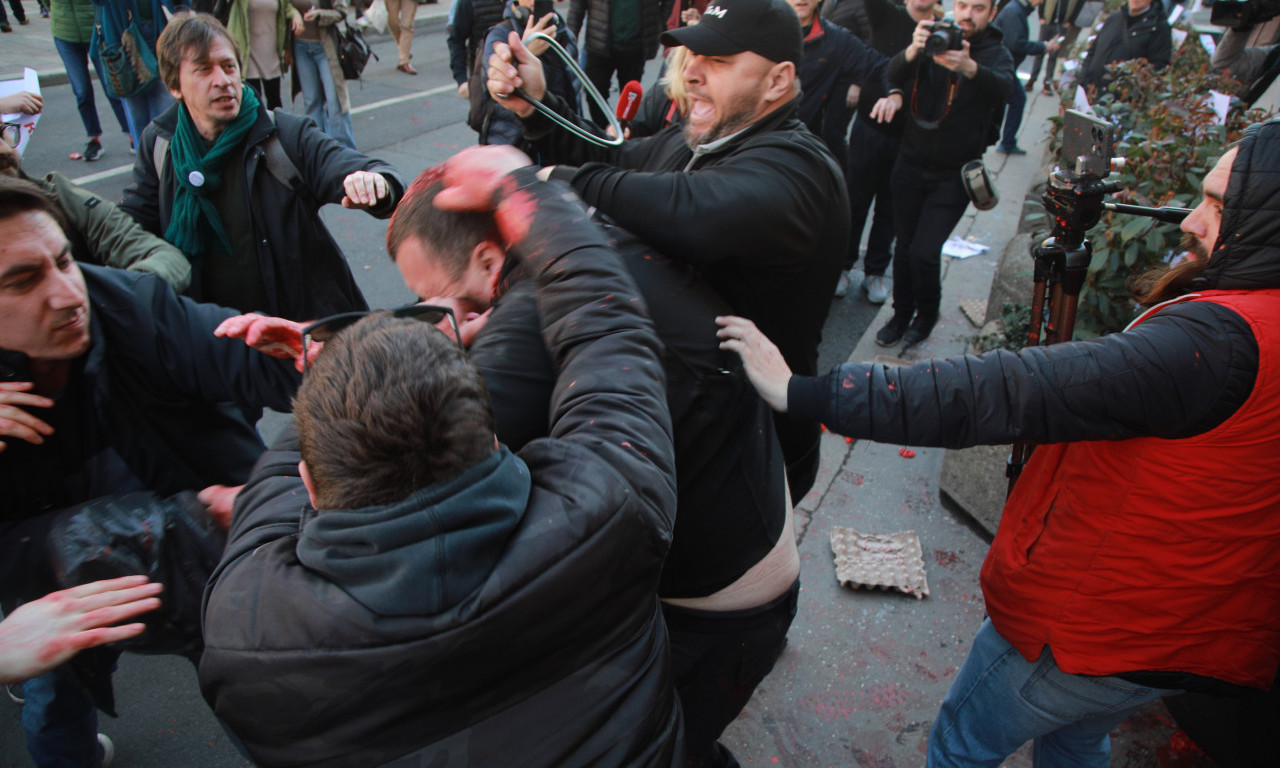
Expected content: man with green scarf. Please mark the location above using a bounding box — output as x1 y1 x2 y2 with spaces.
121 10 405 321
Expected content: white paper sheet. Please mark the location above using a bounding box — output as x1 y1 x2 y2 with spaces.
0 68 42 156
942 238 989 259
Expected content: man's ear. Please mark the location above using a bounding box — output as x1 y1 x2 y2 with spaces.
763 61 797 104
299 460 319 508
473 239 507 297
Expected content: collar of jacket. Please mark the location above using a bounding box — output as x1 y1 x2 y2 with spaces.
295 447 533 617
687 97 804 166
804 16 825 43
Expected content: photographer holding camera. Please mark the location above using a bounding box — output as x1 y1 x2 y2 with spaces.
875 0 1014 347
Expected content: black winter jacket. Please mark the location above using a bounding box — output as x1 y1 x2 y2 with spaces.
797 16 889 163
199 171 682 768
849 0 928 136
993 0 1046 69
888 26 1015 170
0 265 298 605
120 103 405 321
471 228 788 598
787 118 1280 453
822 0 872 45
528 95 847 499
569 0 670 59
447 0 507 85
1081 3 1172 90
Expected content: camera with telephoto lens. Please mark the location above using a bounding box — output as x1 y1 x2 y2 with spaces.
1211 0 1280 29
924 20 965 56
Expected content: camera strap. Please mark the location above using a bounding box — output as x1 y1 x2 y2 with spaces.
909 69 960 130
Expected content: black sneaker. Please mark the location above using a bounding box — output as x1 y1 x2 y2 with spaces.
1 24 11 32
83 139 104 162
875 314 911 347
902 313 938 346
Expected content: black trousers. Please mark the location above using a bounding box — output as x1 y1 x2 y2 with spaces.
663 579 800 768
889 158 971 319
845 116 900 275
246 77 283 111
583 48 646 126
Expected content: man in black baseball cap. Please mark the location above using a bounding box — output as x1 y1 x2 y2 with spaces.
660 0 803 66
487 1 848 763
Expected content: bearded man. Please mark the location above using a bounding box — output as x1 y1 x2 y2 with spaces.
488 0 848 504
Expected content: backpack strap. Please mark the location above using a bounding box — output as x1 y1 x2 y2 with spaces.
150 111 309 201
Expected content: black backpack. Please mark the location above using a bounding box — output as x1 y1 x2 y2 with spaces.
334 15 377 80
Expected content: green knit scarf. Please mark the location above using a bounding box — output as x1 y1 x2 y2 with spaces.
164 85 261 259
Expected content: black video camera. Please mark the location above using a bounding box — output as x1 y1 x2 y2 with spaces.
924 20 965 56
1211 0 1280 29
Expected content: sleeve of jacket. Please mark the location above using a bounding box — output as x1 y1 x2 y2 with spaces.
787 301 1258 447
887 49 919 91
448 0 475 84
504 167 676 528
568 0 587 39
48 172 192 292
560 150 835 269
275 112 406 218
118 122 166 236
124 271 302 413
1211 28 1271 82
970 42 1015 106
834 25 889 87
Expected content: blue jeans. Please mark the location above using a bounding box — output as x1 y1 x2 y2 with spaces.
1000 77 1027 151
53 37 131 140
293 39 356 149
927 619 1176 768
21 665 100 768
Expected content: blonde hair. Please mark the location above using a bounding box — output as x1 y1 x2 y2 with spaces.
661 46 691 117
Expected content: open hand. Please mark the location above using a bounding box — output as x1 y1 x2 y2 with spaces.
715 315 792 413
214 314 311 371
0 382 54 453
0 576 163 686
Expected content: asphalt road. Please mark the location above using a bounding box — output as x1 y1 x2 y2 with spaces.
0 21 881 766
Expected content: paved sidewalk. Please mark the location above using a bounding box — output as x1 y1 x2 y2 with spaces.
0 1 452 87
719 83 1215 767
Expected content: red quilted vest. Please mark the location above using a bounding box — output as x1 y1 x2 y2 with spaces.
981 289 1280 689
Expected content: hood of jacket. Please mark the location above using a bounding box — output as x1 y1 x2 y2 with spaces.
295 447 532 617
1205 119 1280 291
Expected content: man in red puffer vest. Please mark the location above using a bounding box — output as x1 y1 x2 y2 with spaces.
714 117 1280 767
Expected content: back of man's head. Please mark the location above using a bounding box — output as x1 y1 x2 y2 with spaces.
386 169 500 277
294 313 496 510
0 174 64 229
156 11 243 94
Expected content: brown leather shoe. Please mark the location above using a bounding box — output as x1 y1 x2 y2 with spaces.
397 62 418 75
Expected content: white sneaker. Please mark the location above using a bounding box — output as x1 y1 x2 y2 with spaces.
98 734 114 768
864 275 890 304
834 270 850 298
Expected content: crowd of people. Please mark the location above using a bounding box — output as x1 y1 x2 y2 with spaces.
1 1 1275 767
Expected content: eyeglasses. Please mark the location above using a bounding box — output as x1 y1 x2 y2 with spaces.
301 304 462 373
1 123 21 149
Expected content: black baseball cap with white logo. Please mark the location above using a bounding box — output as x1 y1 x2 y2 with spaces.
661 0 802 65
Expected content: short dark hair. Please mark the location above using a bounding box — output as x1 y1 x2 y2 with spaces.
386 167 500 281
0 174 69 234
294 312 497 510
156 11 242 94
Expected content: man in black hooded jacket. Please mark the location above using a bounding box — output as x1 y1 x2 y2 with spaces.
875 0 1013 348
1080 0 1171 92
199 146 683 768
488 0 848 504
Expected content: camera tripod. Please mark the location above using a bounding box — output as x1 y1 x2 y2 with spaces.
1005 170 1190 494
